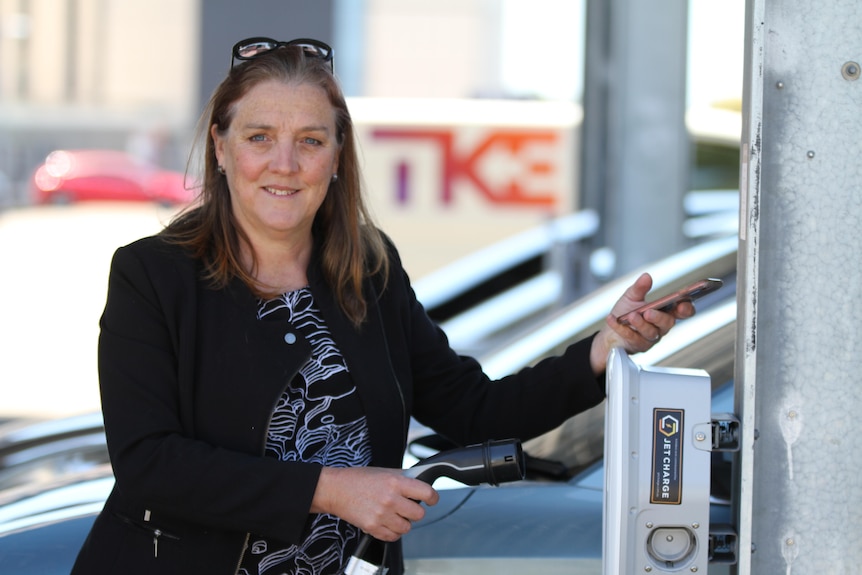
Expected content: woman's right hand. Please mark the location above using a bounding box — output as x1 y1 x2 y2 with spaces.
310 466 439 542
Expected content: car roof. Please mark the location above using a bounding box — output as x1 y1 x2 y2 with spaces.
0 465 111 536
478 235 737 378
0 413 107 494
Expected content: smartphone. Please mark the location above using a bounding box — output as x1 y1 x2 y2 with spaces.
616 278 723 326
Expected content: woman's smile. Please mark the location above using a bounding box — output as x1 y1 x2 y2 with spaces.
263 186 300 196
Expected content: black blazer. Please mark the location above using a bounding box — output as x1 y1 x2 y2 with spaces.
71 234 604 575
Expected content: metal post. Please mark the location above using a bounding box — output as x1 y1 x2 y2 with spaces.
580 0 690 277
735 0 862 572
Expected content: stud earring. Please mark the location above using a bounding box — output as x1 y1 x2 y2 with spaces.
331 174 338 183
217 165 226 175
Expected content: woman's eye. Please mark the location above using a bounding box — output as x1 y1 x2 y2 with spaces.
302 137 322 146
249 134 268 142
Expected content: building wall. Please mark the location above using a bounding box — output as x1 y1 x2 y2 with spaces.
0 0 198 120
0 0 200 198
0 0 567 199
363 0 503 98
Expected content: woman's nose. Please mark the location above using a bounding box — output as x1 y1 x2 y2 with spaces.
270 143 299 173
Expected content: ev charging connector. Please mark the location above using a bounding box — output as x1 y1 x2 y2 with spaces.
344 439 526 575
603 348 713 574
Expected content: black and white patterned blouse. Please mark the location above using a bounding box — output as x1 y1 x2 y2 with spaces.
238 288 372 575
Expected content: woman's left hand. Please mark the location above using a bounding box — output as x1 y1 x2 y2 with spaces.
589 273 695 374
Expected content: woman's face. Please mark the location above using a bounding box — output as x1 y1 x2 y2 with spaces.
212 80 340 247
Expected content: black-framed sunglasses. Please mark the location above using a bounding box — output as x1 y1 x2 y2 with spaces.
230 37 334 71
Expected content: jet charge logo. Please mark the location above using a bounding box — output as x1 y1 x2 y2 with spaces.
651 408 684 504
659 414 679 437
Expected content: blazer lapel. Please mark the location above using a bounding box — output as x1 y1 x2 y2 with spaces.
194 277 312 453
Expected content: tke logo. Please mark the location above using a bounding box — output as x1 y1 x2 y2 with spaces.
372 128 559 207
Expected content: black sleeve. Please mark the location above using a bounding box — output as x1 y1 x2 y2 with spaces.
384 243 606 446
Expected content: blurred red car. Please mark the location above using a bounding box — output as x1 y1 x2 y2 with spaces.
31 150 195 206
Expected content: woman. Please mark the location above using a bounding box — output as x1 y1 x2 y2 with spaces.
71 38 691 575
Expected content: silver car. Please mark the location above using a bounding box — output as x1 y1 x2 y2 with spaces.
0 236 738 574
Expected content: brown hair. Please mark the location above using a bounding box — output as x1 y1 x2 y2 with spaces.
165 46 388 327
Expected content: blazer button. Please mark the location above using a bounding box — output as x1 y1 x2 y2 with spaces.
284 332 297 344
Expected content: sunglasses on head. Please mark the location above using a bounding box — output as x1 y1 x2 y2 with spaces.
230 37 334 71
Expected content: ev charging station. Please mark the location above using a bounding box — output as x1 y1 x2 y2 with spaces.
603 348 736 574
